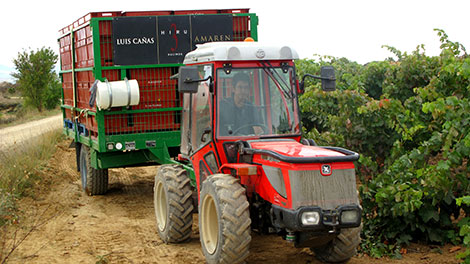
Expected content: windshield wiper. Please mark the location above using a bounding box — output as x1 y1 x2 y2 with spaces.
259 62 293 130
260 62 293 99
266 61 294 98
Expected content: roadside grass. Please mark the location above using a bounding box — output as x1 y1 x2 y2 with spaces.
0 129 64 224
0 91 61 129
0 129 64 262
0 104 61 129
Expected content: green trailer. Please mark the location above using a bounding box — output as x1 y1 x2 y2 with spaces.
58 9 258 195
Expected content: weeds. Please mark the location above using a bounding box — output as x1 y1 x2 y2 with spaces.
0 130 63 198
95 253 110 264
0 104 60 129
0 129 64 263
0 205 58 264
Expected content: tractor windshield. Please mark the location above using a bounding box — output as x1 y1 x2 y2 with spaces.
217 66 300 138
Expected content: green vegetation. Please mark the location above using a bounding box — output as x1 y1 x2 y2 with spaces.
456 196 470 263
0 81 60 128
296 29 470 260
11 47 61 112
0 130 63 227
0 82 17 95
0 82 21 126
0 130 64 262
0 105 60 129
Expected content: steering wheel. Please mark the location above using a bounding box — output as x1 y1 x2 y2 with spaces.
232 123 268 135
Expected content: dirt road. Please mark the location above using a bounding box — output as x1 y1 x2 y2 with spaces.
5 139 461 263
0 114 62 149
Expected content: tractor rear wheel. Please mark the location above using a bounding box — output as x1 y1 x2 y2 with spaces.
154 164 194 243
199 174 251 264
313 225 362 263
79 145 108 195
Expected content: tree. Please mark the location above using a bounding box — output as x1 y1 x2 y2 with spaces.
11 47 58 112
43 75 62 110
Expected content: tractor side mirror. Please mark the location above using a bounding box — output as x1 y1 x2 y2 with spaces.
178 66 199 93
299 66 336 93
320 66 336 91
178 66 213 93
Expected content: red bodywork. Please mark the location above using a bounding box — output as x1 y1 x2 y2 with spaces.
219 141 355 210
184 60 357 211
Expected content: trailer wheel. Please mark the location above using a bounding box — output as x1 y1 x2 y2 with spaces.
154 164 194 243
79 145 108 195
199 174 251 264
313 225 362 263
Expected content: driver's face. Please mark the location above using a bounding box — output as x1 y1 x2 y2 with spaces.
234 81 250 108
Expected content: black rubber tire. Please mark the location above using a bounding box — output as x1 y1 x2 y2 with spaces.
154 164 194 243
313 225 362 263
199 174 251 264
79 145 108 195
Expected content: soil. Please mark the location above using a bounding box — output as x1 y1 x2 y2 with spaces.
4 139 463 263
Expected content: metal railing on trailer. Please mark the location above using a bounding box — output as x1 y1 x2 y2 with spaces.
58 10 258 173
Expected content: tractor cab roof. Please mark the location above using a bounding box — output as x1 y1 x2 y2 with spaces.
183 41 299 64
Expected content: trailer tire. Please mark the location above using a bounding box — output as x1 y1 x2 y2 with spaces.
313 225 362 263
79 145 108 195
154 164 194 243
199 174 251 264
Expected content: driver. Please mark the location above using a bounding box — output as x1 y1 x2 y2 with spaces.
219 72 263 136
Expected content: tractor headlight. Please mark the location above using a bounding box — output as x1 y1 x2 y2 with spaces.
300 211 320 226
340 209 360 224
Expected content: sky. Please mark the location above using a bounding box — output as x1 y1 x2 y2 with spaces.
1 0 469 82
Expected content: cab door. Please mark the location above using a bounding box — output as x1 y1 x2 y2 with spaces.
180 64 221 195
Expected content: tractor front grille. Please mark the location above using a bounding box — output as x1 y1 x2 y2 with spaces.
288 169 357 210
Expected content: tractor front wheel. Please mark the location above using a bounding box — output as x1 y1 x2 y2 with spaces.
79 145 108 195
199 174 251 264
154 164 194 243
312 225 362 263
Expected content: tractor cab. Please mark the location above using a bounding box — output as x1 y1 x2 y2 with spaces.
178 42 302 160
178 42 304 199
171 41 362 263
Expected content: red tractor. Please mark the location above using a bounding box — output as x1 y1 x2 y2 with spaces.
153 41 362 263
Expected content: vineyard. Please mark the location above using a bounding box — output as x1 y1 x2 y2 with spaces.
296 29 470 261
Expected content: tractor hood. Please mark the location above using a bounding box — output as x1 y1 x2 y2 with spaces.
243 139 359 163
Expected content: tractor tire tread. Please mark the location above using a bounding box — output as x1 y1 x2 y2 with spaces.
155 164 194 243
80 146 108 196
200 174 251 264
313 225 362 263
